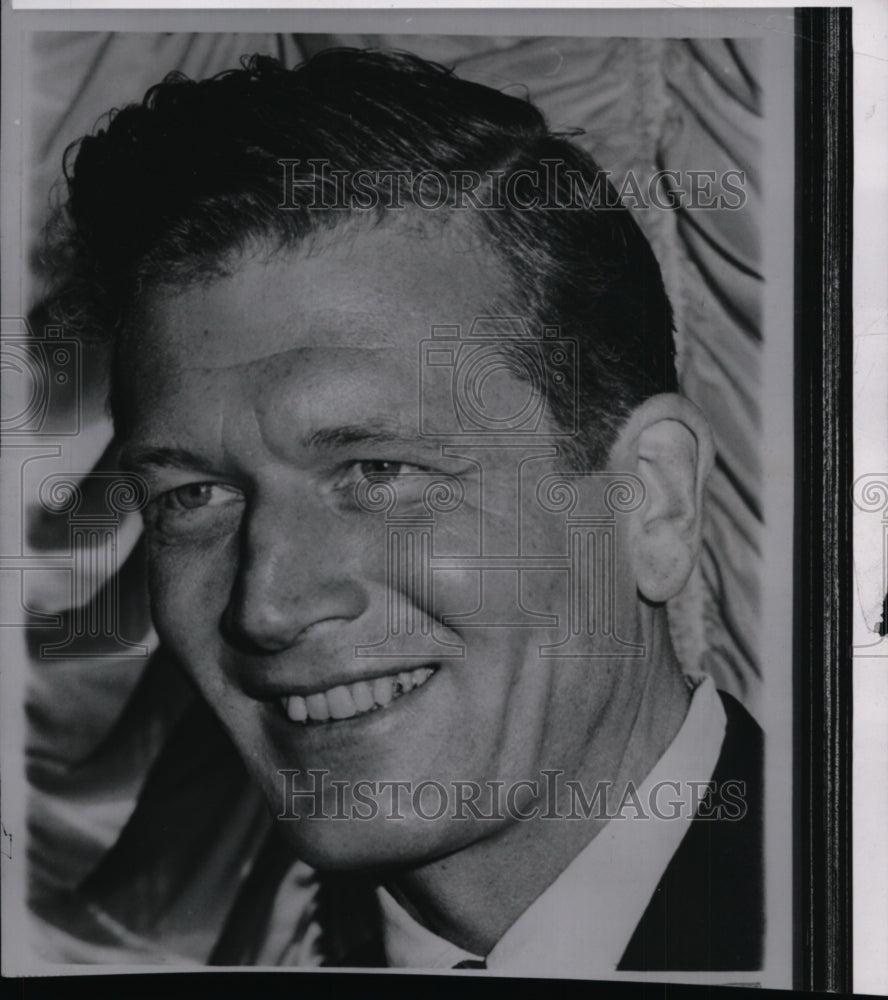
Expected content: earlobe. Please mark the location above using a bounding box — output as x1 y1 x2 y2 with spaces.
609 394 714 604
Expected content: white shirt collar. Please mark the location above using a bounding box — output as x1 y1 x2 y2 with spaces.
377 884 481 970
378 673 727 976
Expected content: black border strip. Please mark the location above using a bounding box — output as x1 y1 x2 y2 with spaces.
795 6 854 993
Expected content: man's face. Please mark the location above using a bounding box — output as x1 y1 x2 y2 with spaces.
122 215 641 869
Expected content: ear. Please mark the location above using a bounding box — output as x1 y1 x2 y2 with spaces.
608 394 715 603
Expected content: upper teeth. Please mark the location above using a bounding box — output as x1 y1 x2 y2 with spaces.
280 665 435 724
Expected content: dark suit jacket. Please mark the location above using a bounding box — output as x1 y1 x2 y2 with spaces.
617 690 764 971
79 689 763 971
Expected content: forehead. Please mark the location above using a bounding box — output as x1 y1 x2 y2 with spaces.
127 213 513 376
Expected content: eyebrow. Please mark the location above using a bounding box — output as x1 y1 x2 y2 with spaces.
303 423 423 451
122 423 427 473
121 446 223 475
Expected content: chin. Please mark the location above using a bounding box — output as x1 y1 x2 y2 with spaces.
273 815 474 873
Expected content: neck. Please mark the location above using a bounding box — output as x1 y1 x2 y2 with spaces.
383 608 691 956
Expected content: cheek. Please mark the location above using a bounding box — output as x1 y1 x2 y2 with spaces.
146 535 237 650
424 499 568 630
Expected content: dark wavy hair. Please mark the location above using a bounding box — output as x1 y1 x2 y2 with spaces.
45 48 677 466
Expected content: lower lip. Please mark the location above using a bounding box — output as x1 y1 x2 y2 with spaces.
266 666 441 740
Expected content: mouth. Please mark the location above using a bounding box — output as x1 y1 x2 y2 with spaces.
276 663 438 725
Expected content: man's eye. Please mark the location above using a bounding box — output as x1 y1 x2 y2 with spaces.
355 460 412 482
333 460 430 504
159 482 244 512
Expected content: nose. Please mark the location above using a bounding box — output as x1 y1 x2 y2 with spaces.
223 496 369 653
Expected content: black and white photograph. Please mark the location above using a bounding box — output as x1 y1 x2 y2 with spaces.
0 3 869 993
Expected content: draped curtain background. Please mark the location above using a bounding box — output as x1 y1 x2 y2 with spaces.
21 31 763 963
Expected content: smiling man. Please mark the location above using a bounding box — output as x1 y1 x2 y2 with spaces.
46 49 763 974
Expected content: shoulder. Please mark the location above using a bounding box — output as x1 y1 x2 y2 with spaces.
618 689 764 972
